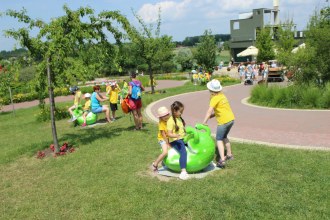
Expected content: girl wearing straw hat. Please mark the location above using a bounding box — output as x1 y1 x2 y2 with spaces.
152 106 171 172
202 79 235 168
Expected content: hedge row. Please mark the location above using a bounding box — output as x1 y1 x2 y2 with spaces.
0 85 107 106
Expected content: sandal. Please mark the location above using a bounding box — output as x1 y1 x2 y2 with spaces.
152 163 158 172
226 155 234 161
216 160 226 168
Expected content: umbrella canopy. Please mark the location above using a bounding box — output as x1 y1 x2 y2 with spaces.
291 43 306 53
237 46 259 57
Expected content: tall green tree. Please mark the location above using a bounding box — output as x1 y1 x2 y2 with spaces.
176 48 194 71
256 27 276 62
5 6 134 152
275 20 297 66
281 6 330 84
304 6 330 83
194 30 217 72
0 59 20 113
131 9 175 93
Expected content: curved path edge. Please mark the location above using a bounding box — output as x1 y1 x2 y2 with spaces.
241 97 330 112
145 86 330 151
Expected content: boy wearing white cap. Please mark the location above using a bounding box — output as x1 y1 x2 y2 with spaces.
202 79 235 168
107 82 121 121
152 106 171 172
81 93 91 127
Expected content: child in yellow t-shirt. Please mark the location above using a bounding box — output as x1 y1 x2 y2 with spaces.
81 93 91 127
167 101 189 180
152 106 171 172
107 82 121 121
68 86 81 122
202 79 235 168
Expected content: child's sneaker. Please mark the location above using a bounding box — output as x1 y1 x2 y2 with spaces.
68 116 77 122
179 172 189 180
216 160 226 168
81 123 87 127
226 155 234 161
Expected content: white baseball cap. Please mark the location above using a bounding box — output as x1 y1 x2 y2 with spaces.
84 93 91 98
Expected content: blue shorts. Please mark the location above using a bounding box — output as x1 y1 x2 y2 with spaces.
216 120 234 141
92 107 103 114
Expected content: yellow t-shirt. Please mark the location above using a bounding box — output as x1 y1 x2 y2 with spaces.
123 82 128 89
106 85 111 94
74 91 81 106
210 93 235 125
167 116 185 142
83 99 91 111
157 120 168 141
109 87 121 104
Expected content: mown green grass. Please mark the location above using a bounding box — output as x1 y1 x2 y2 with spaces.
0 81 329 219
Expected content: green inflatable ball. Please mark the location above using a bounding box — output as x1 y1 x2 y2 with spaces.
163 124 215 173
72 107 97 125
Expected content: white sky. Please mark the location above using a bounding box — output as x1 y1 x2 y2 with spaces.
0 0 327 51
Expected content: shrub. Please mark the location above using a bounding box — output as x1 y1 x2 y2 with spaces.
250 83 330 109
36 106 70 122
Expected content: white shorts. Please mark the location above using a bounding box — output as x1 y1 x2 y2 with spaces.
158 140 166 147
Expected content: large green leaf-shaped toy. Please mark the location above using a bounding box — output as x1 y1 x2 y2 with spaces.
72 106 97 125
163 124 215 173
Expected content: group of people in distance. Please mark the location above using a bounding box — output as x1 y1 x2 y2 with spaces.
152 79 235 180
67 72 144 129
238 61 270 82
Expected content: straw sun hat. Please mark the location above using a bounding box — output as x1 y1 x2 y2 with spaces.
207 79 222 92
157 106 170 118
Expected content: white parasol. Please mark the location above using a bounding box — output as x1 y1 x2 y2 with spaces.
237 46 259 57
291 43 306 53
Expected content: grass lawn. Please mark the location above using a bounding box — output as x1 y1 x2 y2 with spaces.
0 81 329 219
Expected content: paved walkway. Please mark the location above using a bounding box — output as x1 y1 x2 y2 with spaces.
146 84 330 150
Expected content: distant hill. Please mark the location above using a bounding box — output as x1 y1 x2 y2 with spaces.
0 48 28 60
175 34 231 47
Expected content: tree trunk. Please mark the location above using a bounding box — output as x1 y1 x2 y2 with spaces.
8 86 15 117
46 57 59 153
148 62 155 94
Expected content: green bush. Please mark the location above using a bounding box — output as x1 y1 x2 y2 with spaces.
250 83 330 109
36 106 70 122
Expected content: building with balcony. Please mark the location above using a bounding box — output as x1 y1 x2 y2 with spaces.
229 1 304 63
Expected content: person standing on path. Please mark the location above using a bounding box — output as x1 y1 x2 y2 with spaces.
202 79 235 168
128 73 145 130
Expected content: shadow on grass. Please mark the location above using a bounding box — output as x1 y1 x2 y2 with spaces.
60 122 149 147
0 111 14 116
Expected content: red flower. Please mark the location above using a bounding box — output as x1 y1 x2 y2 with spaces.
60 145 66 152
50 144 55 152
